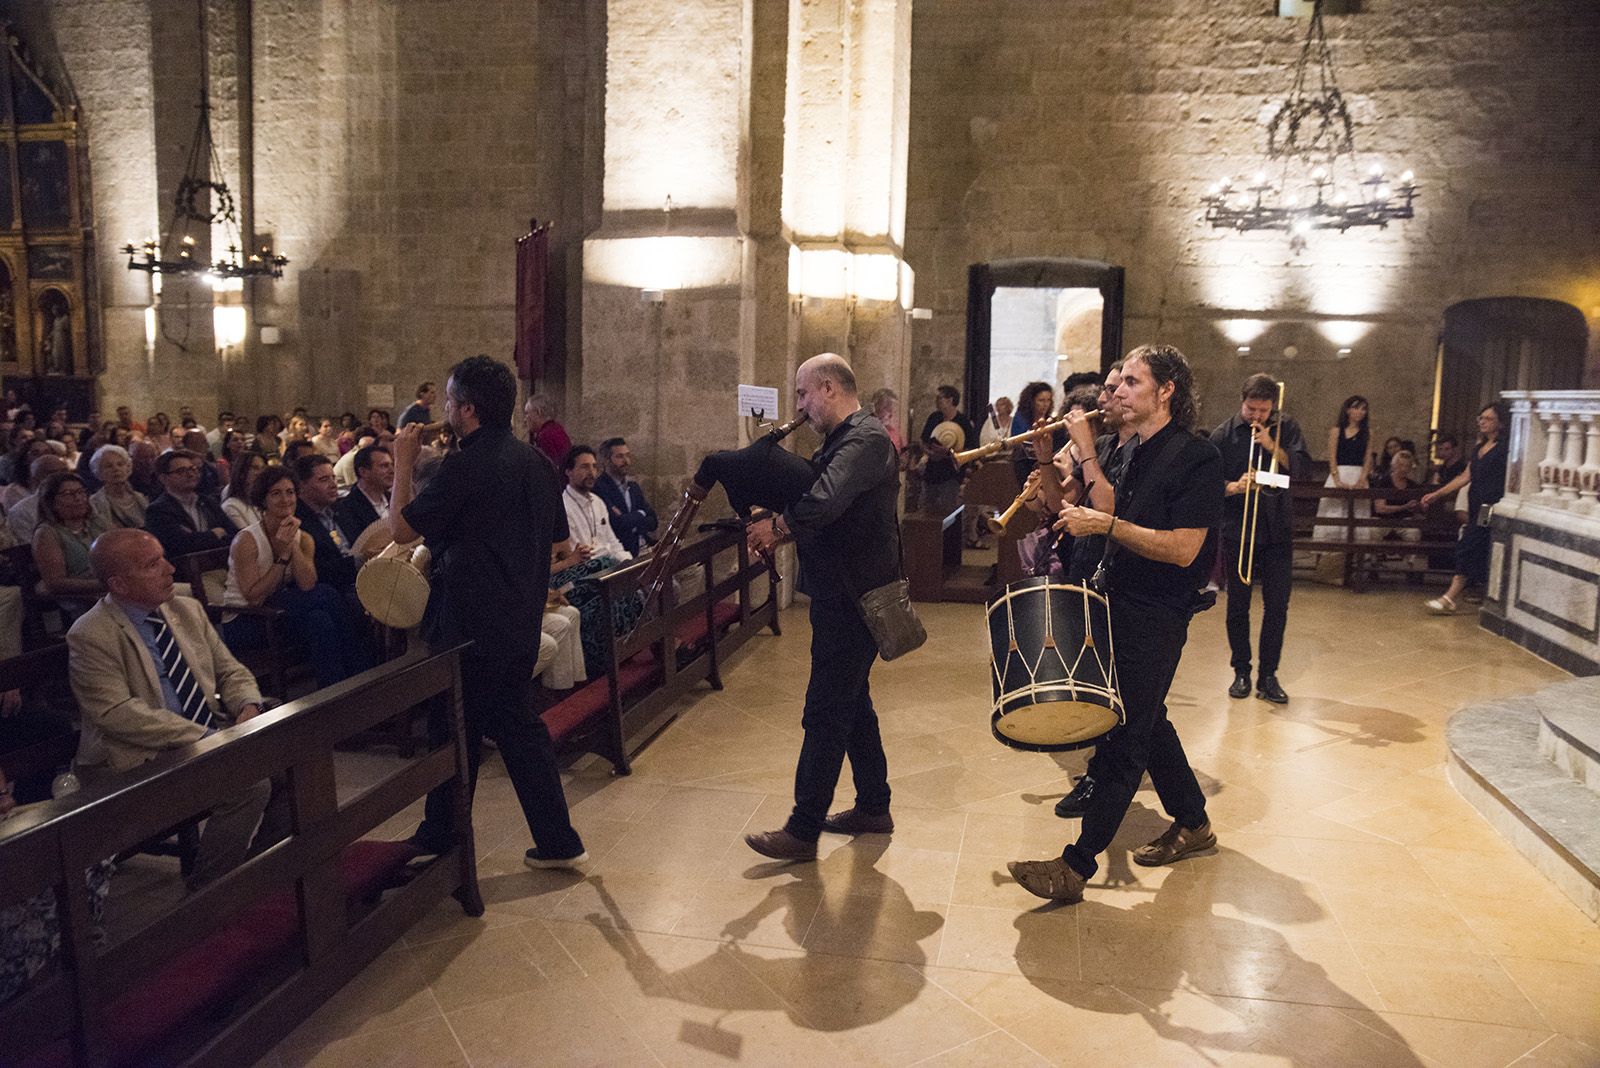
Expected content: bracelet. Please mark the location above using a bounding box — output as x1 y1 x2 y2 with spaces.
1107 516 1118 540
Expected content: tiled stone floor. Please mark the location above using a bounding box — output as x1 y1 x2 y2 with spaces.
261 584 1599 1068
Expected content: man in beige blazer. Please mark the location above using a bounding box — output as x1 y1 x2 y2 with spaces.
68 528 270 890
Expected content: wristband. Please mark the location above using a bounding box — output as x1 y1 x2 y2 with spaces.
1107 515 1118 540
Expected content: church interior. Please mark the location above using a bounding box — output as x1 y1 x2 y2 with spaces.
1 0 1598 1065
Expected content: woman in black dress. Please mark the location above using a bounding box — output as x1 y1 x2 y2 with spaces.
1420 401 1509 613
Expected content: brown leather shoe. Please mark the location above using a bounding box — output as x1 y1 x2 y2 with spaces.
1007 857 1086 903
820 807 894 835
1132 819 1216 867
744 828 818 861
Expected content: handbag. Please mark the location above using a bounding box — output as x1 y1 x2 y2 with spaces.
857 517 926 661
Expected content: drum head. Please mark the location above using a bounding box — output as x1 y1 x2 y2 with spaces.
357 556 430 629
992 700 1119 753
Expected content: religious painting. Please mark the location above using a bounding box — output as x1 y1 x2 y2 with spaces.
25 245 72 280
35 287 70 374
18 140 70 231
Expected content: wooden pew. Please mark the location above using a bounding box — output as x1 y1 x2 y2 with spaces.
0 641 480 1068
539 526 778 774
1292 483 1459 590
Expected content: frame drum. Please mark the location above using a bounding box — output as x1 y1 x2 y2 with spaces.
986 576 1123 752
356 541 432 629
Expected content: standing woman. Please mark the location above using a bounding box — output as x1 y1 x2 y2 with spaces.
1312 395 1374 546
1420 402 1509 614
87 445 149 529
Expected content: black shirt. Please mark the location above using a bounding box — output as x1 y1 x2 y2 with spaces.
783 409 901 600
920 411 976 484
1209 414 1311 545
1467 439 1508 514
1105 422 1224 611
1064 432 1134 581
402 424 562 659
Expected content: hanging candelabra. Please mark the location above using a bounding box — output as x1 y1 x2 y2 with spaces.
1200 0 1419 243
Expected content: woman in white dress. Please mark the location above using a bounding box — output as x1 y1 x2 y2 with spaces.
1313 395 1374 547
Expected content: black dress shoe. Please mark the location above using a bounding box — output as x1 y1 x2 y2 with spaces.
1256 675 1289 704
1054 775 1096 818
1227 672 1251 699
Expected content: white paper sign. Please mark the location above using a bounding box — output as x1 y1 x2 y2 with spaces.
1254 470 1292 489
738 384 781 420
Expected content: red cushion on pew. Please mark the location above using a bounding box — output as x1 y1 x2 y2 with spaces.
673 599 742 649
541 654 660 746
21 840 420 1068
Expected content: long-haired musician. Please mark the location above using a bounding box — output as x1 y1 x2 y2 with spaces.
743 354 902 861
1210 374 1311 704
1009 344 1224 903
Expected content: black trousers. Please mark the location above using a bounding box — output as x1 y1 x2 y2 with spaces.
784 594 891 841
1064 597 1208 879
1223 538 1293 678
418 649 584 858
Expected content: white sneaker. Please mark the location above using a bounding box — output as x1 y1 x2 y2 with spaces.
525 847 589 870
1424 596 1457 614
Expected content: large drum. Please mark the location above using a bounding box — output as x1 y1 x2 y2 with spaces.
987 577 1123 752
356 540 432 629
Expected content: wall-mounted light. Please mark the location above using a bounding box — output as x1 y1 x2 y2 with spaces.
1337 347 1353 358
213 305 247 349
1220 319 1268 345
1317 319 1370 347
259 326 282 346
910 307 933 320
143 306 157 354
1236 345 1252 356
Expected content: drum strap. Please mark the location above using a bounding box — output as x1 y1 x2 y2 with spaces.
1089 429 1195 591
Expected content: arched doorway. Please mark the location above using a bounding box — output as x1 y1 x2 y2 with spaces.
1434 298 1588 445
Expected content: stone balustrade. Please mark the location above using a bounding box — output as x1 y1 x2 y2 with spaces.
1504 390 1600 513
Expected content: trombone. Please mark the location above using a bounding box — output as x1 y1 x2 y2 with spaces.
1237 379 1290 587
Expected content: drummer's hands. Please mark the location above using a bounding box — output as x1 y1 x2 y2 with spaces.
393 423 423 468
1054 504 1113 537
746 517 780 556
1065 408 1097 456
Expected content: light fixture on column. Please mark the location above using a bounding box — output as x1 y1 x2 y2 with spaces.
1200 0 1418 243
122 1 287 281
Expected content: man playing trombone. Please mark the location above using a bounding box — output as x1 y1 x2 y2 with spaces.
1209 373 1311 705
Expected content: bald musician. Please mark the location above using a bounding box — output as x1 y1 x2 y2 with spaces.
743 353 902 861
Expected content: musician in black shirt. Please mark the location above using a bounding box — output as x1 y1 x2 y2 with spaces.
743 354 902 861
391 355 586 869
1010 345 1223 904
1210 374 1311 704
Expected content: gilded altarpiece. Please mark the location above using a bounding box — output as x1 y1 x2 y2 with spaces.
0 27 94 411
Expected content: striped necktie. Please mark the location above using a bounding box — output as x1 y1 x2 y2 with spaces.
146 611 214 728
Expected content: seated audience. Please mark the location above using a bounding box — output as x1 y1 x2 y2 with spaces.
88 445 149 529
868 388 907 454
293 454 359 591
978 395 1013 446
143 411 174 453
6 454 69 542
205 410 236 457
142 448 238 558
333 431 376 489
524 394 572 467
67 528 274 891
217 428 247 479
282 438 318 471
221 452 267 530
284 414 312 446
562 445 631 563
334 444 393 548
128 439 161 497
593 437 658 556
180 429 222 497
366 408 393 436
1432 434 1467 485
0 427 35 485
221 467 369 689
537 592 585 691
33 472 111 620
1 439 53 510
251 414 284 464
310 417 341 459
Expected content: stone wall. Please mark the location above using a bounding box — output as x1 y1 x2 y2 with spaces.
905 0 1600 456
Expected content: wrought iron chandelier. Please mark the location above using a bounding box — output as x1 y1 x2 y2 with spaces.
1201 0 1418 241
122 3 287 281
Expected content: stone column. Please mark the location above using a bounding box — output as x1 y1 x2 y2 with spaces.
580 0 790 501
782 0 915 414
